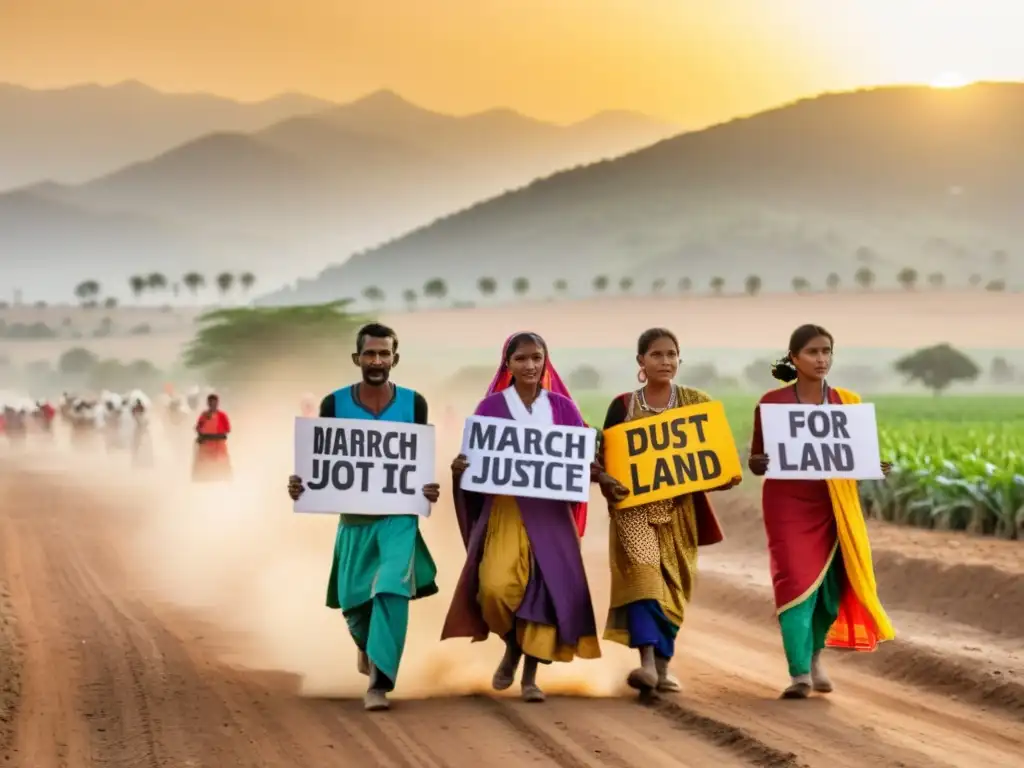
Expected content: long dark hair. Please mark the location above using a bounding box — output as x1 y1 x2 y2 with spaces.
771 324 834 382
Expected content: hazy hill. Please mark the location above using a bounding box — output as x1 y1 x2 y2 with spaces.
267 83 1024 308
0 189 277 301
0 81 332 190
4 87 680 300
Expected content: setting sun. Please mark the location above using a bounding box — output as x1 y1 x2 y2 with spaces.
930 71 973 89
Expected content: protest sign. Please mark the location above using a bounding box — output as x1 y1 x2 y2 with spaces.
760 403 882 480
293 417 436 516
459 416 596 502
602 400 742 509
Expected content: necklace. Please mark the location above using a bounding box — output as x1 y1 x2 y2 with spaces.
793 380 827 405
638 385 677 413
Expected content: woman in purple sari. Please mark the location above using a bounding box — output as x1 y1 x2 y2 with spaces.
441 332 609 702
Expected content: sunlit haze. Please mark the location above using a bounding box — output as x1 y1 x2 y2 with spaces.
2 0 1023 124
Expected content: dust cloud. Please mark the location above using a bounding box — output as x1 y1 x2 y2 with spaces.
21 380 634 701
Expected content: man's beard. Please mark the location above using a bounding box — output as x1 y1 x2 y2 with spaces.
362 368 391 386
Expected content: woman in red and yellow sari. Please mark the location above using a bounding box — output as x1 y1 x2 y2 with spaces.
748 324 895 699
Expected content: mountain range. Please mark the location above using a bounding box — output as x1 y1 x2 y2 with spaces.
263 82 1024 307
0 83 680 302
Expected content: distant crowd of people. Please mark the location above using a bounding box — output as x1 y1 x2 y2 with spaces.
1 384 232 480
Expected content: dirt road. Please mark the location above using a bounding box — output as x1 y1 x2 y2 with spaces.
1 463 1022 768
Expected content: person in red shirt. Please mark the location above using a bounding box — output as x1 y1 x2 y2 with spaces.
192 393 232 482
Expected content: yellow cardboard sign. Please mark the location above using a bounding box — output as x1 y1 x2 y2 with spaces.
602 400 742 509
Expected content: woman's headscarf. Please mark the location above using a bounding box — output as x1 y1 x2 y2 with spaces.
485 332 573 398
484 332 588 537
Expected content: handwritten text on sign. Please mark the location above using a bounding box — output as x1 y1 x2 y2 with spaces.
760 403 882 480
459 416 596 502
602 400 742 509
293 417 436 516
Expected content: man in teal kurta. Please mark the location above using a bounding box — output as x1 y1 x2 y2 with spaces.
288 323 439 711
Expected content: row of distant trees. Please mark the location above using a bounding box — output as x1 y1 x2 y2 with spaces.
70 271 257 307
359 267 1010 309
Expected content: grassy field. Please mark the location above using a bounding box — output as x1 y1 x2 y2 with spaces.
577 392 1024 540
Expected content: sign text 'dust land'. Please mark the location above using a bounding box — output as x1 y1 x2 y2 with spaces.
602 401 742 509
760 403 882 480
293 417 436 516
459 416 596 503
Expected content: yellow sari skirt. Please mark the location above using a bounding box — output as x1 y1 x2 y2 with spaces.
478 495 601 662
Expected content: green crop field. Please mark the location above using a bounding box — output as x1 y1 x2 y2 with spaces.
578 392 1024 540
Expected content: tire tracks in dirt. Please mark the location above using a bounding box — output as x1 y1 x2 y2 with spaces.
0 472 778 768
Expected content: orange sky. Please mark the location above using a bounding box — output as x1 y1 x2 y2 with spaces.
2 0 1023 125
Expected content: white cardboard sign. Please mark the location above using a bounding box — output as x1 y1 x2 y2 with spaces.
459 416 595 502
293 417 435 516
760 403 883 480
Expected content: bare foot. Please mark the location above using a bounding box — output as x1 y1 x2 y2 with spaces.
811 653 833 693
364 689 390 711
521 683 546 703
655 655 682 693
627 666 658 691
357 650 369 676
627 646 658 692
492 643 522 691
780 681 811 699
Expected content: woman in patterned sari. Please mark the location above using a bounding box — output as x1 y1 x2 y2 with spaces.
597 328 740 694
442 332 606 702
748 324 895 699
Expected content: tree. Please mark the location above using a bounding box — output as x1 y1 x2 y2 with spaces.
104 297 118 309
184 301 366 388
423 278 448 301
854 266 875 290
678 277 692 292
744 275 762 296
927 272 945 289
854 245 876 263
183 272 205 297
146 272 167 292
893 344 980 395
239 272 256 294
362 286 385 303
986 279 1006 292
567 365 601 391
896 267 919 290
58 347 99 377
512 277 530 296
216 271 235 297
619 277 633 292
709 276 725 295
591 275 608 292
478 277 497 296
129 275 147 301
825 273 840 292
791 277 811 294
74 280 100 306
990 357 1015 384
651 278 666 293
402 289 417 310
553 279 569 293
968 273 982 288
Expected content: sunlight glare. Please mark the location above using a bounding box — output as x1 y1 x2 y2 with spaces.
930 71 972 89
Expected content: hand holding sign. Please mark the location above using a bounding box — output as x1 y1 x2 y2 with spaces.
451 454 469 477
293 417 437 516
602 400 742 509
